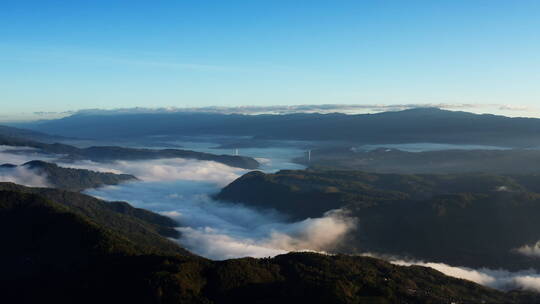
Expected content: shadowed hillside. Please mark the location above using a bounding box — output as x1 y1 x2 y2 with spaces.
218 169 540 270
1 188 538 303
0 182 187 255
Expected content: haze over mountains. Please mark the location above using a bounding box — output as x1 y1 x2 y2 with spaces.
0 125 69 143
15 108 540 147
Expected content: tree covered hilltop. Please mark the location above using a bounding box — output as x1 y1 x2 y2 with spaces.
218 169 540 270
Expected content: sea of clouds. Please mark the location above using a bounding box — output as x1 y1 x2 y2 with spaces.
86 178 356 260
58 150 356 260
4 143 540 293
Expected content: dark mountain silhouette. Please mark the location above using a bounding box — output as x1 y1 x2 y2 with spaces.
14 108 540 147
0 182 186 254
218 169 540 270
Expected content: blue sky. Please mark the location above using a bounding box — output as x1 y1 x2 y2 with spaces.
1 0 539 121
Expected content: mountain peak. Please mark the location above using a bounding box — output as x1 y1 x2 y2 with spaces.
23 160 57 169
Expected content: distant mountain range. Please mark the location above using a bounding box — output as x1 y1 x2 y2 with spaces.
2 184 538 303
13 108 540 147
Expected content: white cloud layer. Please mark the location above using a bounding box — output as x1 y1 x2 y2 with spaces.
516 241 540 258
1 147 354 260
86 177 356 260
175 209 356 260
0 166 50 187
60 158 246 186
388 258 540 292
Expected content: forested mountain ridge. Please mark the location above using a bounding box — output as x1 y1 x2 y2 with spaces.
2 187 539 303
0 182 187 255
295 146 540 174
218 169 540 270
15 108 540 147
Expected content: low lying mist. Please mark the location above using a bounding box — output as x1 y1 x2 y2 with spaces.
358 252 540 293
0 146 57 187
0 145 354 259
391 259 540 292
60 158 246 186
0 166 50 187
88 179 356 260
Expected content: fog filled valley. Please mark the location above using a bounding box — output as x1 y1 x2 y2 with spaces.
3 109 540 303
